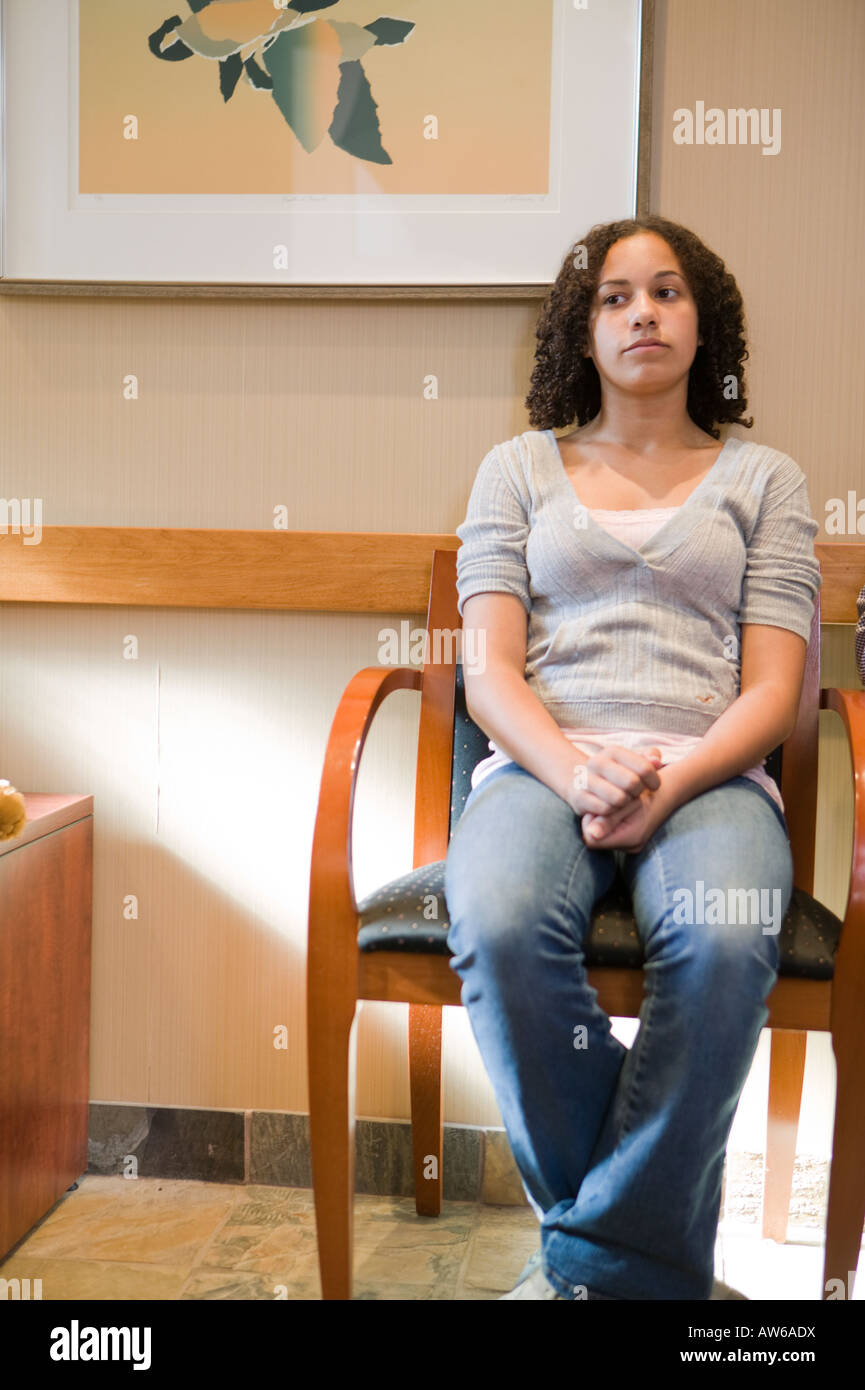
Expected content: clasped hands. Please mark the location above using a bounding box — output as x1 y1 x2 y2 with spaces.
566 744 672 853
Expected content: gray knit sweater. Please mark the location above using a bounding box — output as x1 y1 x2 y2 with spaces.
455 429 822 738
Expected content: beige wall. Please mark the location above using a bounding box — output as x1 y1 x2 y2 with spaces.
0 0 861 1154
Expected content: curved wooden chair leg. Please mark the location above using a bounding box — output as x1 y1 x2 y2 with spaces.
822 1024 865 1299
762 1029 807 1241
308 995 359 1300
409 1003 443 1217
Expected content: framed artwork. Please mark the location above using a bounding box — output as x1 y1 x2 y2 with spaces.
0 0 652 294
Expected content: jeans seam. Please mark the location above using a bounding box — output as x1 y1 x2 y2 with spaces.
615 831 671 1141
559 837 615 950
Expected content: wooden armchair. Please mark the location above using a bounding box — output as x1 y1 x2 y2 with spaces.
307 546 865 1301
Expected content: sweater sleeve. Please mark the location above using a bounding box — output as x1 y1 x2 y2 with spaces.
738 456 822 642
455 443 531 618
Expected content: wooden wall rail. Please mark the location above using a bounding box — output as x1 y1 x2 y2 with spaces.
0 529 862 620
0 528 459 615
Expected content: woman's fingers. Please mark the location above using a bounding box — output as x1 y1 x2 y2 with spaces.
580 748 663 814
589 745 663 797
584 797 644 838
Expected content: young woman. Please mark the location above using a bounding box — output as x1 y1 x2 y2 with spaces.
444 214 822 1301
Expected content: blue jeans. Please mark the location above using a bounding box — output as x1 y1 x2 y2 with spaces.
444 763 791 1300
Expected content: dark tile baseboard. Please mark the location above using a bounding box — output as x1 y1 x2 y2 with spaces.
87 1105 832 1226
87 1103 529 1205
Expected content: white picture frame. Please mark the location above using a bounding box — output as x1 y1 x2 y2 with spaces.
0 0 651 293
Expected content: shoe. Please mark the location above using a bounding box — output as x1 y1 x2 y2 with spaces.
503 1242 746 1299
709 1278 748 1300
501 1246 598 1300
512 1247 543 1287
499 1262 568 1300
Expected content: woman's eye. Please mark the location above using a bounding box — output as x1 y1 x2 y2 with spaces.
603 288 678 306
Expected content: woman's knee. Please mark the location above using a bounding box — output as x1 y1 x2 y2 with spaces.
445 874 546 968
671 917 780 1000
445 772 578 946
641 781 791 974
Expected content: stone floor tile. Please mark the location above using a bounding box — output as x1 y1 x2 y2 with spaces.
10 1178 235 1271
0 1256 187 1300
179 1269 322 1300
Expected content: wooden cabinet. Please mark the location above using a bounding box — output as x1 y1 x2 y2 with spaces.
0 794 93 1260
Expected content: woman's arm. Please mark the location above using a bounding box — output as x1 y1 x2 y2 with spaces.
462 593 584 804
659 622 806 814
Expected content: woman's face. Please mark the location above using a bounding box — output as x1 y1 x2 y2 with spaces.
584 231 702 397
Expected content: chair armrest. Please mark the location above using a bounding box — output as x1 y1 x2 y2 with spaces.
308 665 423 935
819 687 865 1022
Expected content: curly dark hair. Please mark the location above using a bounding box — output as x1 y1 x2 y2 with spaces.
525 214 753 440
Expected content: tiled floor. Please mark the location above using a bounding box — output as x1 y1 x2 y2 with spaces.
1 1174 862 1300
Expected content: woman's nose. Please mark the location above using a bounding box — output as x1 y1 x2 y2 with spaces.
629 291 658 325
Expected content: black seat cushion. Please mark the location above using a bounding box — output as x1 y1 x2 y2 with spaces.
356 861 843 979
